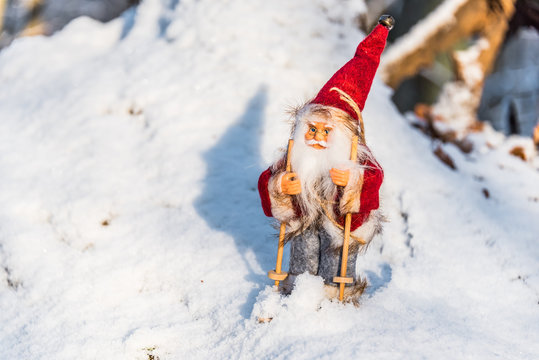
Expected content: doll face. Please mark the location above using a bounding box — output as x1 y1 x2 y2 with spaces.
304 121 333 149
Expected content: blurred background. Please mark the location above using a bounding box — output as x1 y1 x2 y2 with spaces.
1 0 537 144
0 0 138 44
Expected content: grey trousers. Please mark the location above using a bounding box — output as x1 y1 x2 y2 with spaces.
287 226 357 286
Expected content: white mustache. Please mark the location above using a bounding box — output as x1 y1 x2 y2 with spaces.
306 139 327 147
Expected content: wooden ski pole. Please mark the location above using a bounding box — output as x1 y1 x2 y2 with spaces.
333 135 359 301
267 139 294 288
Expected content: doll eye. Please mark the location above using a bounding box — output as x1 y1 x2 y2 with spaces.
309 127 316 133
324 129 331 134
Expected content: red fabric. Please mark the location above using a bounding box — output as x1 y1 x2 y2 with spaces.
311 24 389 120
258 167 273 217
257 160 383 230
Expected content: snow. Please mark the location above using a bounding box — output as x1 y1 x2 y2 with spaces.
453 38 489 87
429 38 489 137
1 0 538 359
431 81 478 135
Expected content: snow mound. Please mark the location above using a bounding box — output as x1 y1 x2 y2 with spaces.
0 0 538 359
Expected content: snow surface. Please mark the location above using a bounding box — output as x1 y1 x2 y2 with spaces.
0 0 538 359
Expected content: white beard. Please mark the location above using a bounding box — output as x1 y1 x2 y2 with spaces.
290 121 353 227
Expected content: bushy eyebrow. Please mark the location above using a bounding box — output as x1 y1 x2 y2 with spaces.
307 122 333 129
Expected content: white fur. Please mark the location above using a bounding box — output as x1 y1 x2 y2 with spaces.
351 211 381 244
340 165 363 215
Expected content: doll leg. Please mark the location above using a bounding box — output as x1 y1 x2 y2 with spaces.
289 227 321 275
281 228 320 294
317 228 358 285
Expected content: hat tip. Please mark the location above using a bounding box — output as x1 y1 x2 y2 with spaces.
378 15 395 30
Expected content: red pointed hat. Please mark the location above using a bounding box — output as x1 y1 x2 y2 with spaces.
311 15 394 121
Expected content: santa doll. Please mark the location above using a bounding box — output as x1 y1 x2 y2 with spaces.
258 15 394 303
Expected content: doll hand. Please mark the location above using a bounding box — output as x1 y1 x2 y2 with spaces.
330 168 350 187
281 173 301 195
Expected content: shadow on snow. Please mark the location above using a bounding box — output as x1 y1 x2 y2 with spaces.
195 86 277 318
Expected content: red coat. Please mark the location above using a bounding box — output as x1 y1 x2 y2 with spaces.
258 159 383 231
